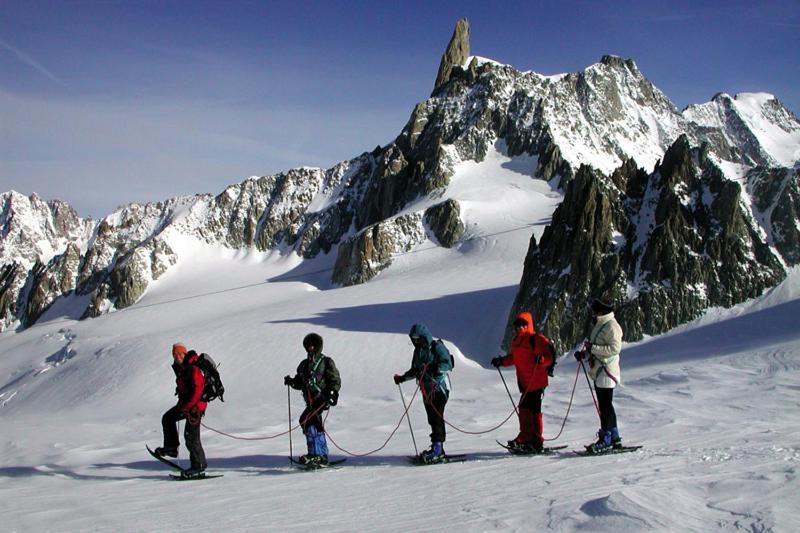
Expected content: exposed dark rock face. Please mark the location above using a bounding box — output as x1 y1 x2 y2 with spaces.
0 263 28 327
331 214 425 286
424 199 465 247
507 135 790 353
433 18 471 94
747 167 800 265
24 243 82 326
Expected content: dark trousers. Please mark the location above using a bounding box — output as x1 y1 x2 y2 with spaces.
595 387 617 431
423 389 448 444
162 406 207 470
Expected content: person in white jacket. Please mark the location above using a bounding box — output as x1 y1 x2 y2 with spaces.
576 298 623 453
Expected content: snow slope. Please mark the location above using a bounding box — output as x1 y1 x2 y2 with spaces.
0 146 798 532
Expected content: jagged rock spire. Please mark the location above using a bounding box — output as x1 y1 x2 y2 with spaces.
433 18 470 95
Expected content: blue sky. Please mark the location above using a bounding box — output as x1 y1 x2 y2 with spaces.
1 0 798 218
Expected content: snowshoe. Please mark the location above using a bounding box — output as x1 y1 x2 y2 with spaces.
497 440 566 455
290 456 345 470
408 453 466 465
298 454 328 466
153 446 178 458
575 445 642 457
169 471 223 480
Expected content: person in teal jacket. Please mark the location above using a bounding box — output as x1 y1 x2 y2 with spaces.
394 323 454 463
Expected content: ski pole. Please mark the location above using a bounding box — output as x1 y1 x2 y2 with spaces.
496 366 520 416
397 383 419 457
287 384 293 461
579 359 601 418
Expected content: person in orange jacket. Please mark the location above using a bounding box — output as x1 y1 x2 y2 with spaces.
492 312 556 453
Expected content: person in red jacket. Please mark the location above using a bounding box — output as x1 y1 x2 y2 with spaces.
492 312 556 453
154 343 208 476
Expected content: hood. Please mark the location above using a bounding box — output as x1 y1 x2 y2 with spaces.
515 312 536 335
409 323 434 346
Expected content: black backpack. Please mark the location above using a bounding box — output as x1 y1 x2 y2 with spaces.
193 353 225 402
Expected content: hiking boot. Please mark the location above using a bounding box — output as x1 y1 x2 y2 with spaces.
519 441 544 453
310 455 328 466
181 466 205 479
421 442 445 463
610 427 622 449
508 439 543 453
586 430 613 454
154 447 178 458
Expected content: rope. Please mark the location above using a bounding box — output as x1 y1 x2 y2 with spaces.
325 382 421 457
397 382 419 456
200 396 328 441
201 421 299 440
418 378 517 435
542 361 581 441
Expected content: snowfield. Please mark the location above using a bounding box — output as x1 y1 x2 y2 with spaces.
1 147 798 532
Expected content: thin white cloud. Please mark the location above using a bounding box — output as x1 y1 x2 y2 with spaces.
0 38 66 86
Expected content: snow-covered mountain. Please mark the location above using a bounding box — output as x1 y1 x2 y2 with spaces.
1 18 798 350
684 91 800 168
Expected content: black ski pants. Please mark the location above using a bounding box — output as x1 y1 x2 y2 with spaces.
595 387 617 431
299 398 328 434
162 406 207 470
423 389 449 444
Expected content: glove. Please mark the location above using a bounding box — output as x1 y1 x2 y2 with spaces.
574 350 586 361
284 375 293 386
326 390 339 406
490 357 503 368
547 362 556 377
393 374 403 385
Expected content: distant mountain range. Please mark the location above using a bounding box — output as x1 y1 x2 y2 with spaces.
2 18 798 352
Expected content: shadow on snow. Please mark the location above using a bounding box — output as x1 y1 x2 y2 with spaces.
268 285 519 362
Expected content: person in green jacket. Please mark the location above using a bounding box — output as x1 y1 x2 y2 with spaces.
394 323 454 463
284 333 341 466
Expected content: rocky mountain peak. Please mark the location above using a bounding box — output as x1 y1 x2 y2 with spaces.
433 17 470 95
0 191 93 269
599 54 639 73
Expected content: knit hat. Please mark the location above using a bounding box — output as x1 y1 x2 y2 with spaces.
172 343 188 358
591 298 614 315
